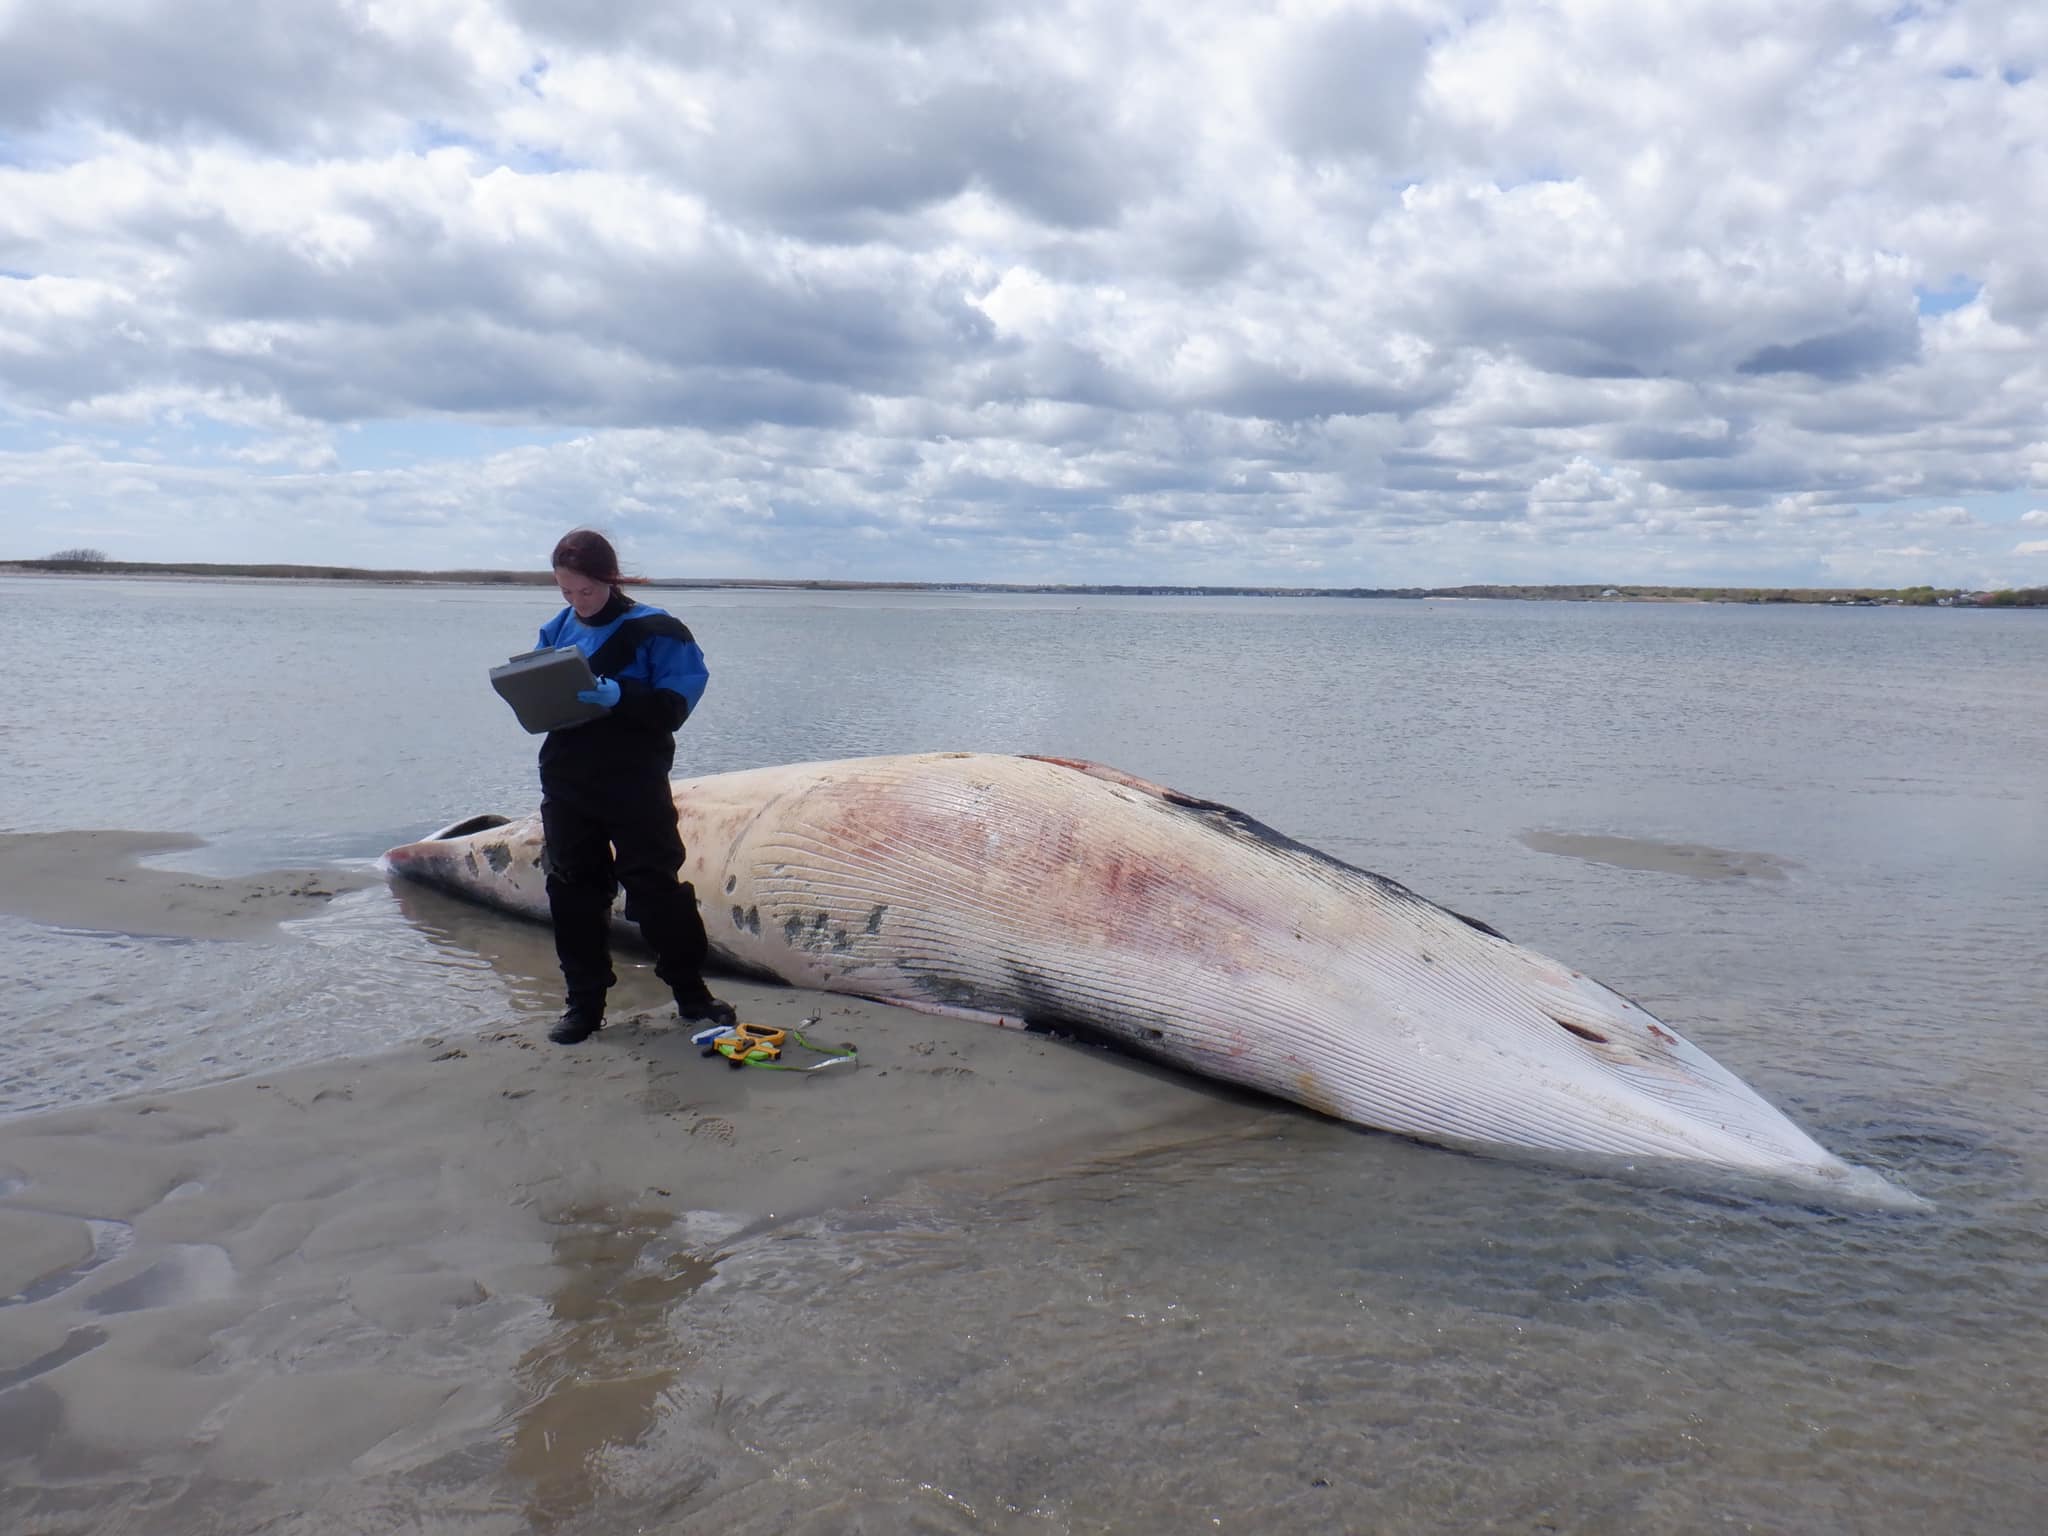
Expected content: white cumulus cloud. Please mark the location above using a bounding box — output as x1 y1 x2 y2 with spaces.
1 0 2045 585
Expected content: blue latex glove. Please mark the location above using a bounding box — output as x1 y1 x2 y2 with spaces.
577 675 622 708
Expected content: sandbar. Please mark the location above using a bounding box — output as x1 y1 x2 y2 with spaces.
0 857 1222 1531
0 830 376 939
1520 830 1793 882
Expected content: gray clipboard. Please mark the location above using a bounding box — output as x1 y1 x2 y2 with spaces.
489 647 610 734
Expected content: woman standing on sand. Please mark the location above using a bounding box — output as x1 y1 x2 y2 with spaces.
534 529 735 1045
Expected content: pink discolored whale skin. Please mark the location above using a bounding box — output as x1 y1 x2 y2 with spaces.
384 752 1917 1203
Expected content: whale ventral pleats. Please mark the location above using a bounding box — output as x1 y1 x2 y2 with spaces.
380 751 1920 1204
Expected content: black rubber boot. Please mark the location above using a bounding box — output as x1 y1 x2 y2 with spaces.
549 996 606 1045
673 988 736 1028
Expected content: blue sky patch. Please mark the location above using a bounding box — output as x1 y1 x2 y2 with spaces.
1915 277 1981 316
412 122 577 175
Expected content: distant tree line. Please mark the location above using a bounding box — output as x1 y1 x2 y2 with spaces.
1432 583 2048 606
3 555 2043 606
8 557 550 584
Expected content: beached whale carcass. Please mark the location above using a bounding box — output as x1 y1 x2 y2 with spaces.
384 751 1911 1202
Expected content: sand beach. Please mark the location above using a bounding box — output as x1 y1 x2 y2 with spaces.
0 834 1223 1533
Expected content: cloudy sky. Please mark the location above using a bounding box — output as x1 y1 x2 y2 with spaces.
2 1 2043 587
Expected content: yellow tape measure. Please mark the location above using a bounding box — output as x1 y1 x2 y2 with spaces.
715 1023 785 1064
694 1021 858 1073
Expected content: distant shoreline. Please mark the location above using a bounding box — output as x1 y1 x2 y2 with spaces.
2 559 2041 607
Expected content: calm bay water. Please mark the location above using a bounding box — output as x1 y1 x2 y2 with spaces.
2 573 2045 1530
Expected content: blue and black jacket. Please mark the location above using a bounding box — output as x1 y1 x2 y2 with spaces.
535 590 709 787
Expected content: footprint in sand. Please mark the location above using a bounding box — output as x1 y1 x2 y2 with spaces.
689 1116 736 1144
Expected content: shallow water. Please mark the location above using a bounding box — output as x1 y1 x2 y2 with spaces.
2 575 2045 1530
522 1125 2045 1535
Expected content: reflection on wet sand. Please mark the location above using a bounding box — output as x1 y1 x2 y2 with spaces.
507 1204 723 1531
389 870 757 1027
387 877 566 1008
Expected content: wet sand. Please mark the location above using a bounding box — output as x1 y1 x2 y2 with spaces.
0 830 377 939
0 841 1216 1533
1519 829 1794 882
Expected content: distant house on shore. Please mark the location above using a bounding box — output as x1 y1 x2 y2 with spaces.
1600 587 1620 598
